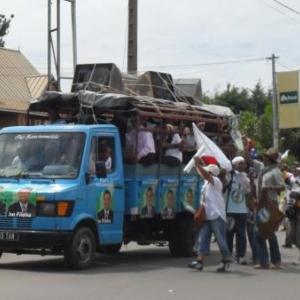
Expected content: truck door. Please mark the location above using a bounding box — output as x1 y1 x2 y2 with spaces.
87 135 124 246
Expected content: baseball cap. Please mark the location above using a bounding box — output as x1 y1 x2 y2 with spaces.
203 164 220 176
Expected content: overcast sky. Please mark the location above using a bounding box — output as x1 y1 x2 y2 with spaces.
2 0 300 95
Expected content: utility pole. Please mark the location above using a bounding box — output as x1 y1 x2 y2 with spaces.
267 54 279 150
47 0 77 91
127 0 138 74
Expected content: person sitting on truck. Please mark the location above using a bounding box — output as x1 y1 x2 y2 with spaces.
98 143 112 171
39 141 61 166
141 187 156 218
44 107 67 125
182 125 197 164
197 121 206 131
97 190 114 224
161 124 184 167
125 117 156 166
12 143 40 170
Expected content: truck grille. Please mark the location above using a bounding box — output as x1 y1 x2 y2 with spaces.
0 217 33 229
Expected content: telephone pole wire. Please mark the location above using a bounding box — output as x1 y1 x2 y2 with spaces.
267 54 279 150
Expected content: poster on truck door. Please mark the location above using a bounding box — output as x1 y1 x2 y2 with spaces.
96 182 114 224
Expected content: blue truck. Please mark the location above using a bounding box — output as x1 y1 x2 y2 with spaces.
0 91 236 269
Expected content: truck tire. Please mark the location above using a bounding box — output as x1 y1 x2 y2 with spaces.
168 232 182 256
169 219 197 257
64 227 96 270
179 219 198 257
100 243 122 254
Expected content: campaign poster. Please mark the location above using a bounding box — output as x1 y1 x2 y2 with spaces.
139 179 158 219
181 178 197 209
96 183 114 224
0 186 36 218
160 179 178 220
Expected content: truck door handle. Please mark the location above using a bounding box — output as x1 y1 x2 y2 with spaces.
114 184 123 189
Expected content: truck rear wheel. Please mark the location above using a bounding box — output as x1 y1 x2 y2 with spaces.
169 232 182 256
169 219 197 257
179 219 198 257
64 227 96 270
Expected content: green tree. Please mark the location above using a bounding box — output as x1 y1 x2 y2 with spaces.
0 14 14 47
279 128 300 161
213 84 251 114
248 82 271 116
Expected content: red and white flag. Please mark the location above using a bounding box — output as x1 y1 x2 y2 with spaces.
183 123 232 173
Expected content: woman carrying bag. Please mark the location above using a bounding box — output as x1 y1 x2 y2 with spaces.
188 156 232 272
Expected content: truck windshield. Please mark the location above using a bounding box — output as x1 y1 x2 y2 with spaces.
0 132 85 179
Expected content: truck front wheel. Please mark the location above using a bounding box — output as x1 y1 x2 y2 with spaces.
64 227 96 270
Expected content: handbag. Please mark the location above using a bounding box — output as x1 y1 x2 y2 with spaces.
194 205 205 228
256 190 285 239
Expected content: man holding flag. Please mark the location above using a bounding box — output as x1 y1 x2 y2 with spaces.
187 123 233 272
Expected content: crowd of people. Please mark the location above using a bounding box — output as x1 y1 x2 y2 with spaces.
189 135 300 272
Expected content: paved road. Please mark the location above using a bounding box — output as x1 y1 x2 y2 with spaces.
0 230 299 300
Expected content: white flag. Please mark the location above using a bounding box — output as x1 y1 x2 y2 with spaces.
193 123 232 172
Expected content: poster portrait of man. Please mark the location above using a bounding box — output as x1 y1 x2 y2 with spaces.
7 187 35 217
162 189 176 219
140 186 156 218
97 190 114 224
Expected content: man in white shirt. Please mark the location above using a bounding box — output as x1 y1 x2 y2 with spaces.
189 159 232 272
126 118 156 166
225 156 251 265
161 124 184 167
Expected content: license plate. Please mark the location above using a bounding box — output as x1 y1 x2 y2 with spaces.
0 232 19 241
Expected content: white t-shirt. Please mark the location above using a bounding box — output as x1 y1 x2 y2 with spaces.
165 133 182 162
126 126 155 160
202 176 226 221
225 171 250 214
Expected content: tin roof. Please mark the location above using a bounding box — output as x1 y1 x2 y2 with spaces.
0 48 48 113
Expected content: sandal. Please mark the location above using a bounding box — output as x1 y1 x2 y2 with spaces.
188 260 203 271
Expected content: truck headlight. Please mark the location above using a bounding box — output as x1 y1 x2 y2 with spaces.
37 203 56 216
36 201 74 217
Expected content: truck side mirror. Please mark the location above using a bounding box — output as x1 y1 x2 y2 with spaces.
95 162 107 178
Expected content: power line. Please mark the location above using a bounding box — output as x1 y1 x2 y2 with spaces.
277 60 293 70
262 0 300 25
139 57 266 70
272 0 300 15
277 59 299 70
